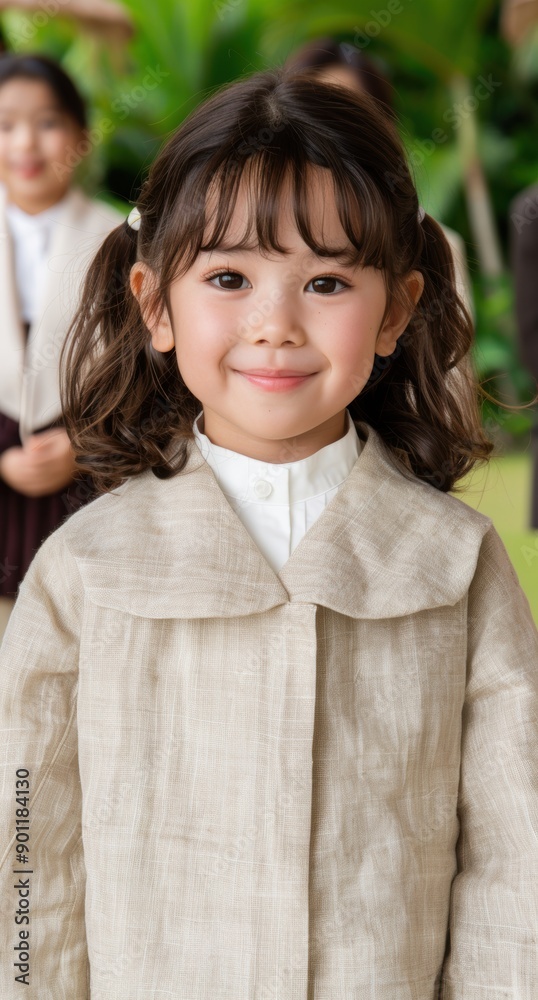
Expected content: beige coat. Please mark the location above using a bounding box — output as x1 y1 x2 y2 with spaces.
0 186 123 442
0 421 537 999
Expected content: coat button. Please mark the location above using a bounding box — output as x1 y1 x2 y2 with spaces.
253 479 273 498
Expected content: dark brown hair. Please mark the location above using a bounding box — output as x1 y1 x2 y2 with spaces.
61 68 493 493
0 53 87 129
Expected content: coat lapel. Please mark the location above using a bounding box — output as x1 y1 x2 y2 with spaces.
71 442 290 619
0 187 122 439
0 184 26 424
278 422 492 618
69 422 492 621
21 189 122 440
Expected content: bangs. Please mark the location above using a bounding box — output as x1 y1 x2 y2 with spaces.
164 145 396 280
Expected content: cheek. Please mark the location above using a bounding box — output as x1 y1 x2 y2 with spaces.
43 130 78 164
171 289 238 366
327 319 380 398
172 327 222 396
0 130 13 153
331 324 377 372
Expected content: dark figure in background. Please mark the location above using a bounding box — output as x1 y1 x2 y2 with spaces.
285 36 395 115
285 37 473 313
510 182 538 529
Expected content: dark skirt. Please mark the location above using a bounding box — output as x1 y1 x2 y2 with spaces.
0 410 96 598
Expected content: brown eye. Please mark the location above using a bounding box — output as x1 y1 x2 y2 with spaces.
210 271 248 290
307 276 346 294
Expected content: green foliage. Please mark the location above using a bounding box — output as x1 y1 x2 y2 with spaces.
473 274 535 440
1 0 536 442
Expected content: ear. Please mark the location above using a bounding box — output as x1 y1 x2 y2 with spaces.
129 261 175 353
375 270 424 357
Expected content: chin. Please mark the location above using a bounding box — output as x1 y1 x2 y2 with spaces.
252 424 314 445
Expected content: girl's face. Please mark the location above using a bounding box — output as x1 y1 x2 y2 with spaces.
132 168 423 462
0 77 84 213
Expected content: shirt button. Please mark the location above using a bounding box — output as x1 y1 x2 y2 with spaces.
253 479 273 499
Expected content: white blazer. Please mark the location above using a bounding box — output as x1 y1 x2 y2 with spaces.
0 186 123 443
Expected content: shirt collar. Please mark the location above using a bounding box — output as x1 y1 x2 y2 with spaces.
192 409 361 505
5 192 70 235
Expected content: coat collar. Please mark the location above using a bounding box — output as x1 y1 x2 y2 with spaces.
67 422 492 620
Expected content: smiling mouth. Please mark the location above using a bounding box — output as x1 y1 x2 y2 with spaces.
234 370 317 392
12 163 44 177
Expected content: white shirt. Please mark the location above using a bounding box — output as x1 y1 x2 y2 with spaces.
192 410 361 574
5 195 68 324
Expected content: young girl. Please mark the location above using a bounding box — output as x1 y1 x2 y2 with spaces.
0 69 536 999
0 54 123 636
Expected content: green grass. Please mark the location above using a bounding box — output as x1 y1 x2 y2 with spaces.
454 452 538 625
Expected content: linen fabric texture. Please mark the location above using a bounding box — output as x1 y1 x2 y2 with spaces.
0 421 537 999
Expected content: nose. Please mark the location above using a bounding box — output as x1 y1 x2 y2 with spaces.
239 293 306 347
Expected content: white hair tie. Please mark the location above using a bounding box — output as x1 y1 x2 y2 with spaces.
126 206 141 231
418 205 426 223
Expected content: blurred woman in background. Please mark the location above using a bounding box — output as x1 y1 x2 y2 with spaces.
0 53 123 638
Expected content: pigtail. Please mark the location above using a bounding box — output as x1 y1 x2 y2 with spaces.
60 219 196 493
351 213 493 492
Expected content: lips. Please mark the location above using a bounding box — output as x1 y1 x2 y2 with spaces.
234 369 316 392
12 162 44 178
238 369 314 377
